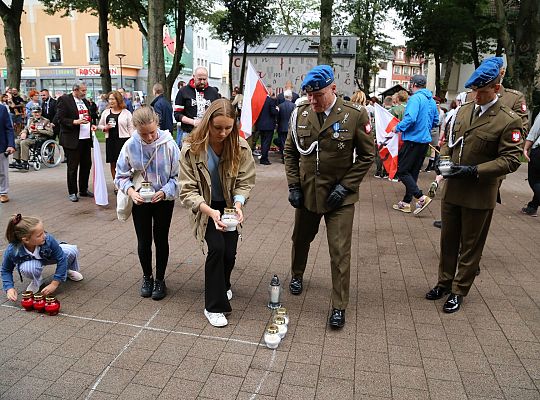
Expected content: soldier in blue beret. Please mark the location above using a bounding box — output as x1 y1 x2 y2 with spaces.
284 65 375 328
425 59 524 313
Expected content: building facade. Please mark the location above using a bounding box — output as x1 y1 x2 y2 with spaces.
231 35 358 97
0 0 143 100
391 46 425 91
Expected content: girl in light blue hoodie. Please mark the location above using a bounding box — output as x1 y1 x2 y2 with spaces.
115 106 180 301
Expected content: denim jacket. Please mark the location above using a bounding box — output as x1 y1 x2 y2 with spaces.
1 233 67 291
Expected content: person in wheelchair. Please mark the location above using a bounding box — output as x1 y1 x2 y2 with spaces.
10 105 54 170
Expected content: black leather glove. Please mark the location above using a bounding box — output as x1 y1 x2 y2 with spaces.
445 165 478 179
288 183 304 208
326 184 351 209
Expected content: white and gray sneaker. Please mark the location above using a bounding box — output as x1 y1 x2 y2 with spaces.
67 270 84 281
204 309 228 327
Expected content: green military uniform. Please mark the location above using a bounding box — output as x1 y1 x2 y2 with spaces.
284 96 375 309
14 116 54 161
466 85 528 134
438 100 523 295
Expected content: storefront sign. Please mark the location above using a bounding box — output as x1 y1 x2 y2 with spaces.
40 68 76 77
77 67 118 77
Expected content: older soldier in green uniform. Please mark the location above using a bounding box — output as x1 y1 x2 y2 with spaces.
284 65 374 328
426 58 523 313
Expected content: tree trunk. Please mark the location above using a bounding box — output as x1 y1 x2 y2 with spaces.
513 0 540 109
229 39 236 96
434 52 441 98
494 0 514 82
441 56 454 99
470 30 480 68
318 0 333 64
239 40 249 92
165 0 186 102
97 0 112 93
0 0 24 89
147 0 166 103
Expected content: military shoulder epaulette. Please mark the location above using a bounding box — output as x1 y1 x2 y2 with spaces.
500 104 518 118
342 101 364 111
297 99 310 107
504 88 522 95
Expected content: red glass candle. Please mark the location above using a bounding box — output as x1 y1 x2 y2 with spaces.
44 296 60 316
21 291 34 311
33 293 45 313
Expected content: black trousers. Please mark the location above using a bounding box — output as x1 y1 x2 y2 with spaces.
259 130 274 162
396 141 429 203
527 147 540 209
64 139 92 195
204 201 239 313
132 200 175 281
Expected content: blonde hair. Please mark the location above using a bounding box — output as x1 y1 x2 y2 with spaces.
187 99 241 175
132 105 160 128
351 90 366 105
5 214 41 243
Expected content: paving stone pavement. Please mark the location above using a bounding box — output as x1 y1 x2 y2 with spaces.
0 149 539 400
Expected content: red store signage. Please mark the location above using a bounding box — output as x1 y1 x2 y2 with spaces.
77 67 119 76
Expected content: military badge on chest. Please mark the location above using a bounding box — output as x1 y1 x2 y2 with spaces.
332 122 348 150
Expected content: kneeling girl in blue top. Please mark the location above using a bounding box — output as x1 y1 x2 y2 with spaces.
1 214 82 301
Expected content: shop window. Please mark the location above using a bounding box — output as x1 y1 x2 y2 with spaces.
46 36 63 63
87 34 100 63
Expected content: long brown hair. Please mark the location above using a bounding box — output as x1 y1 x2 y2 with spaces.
187 99 241 175
5 214 41 244
108 90 126 110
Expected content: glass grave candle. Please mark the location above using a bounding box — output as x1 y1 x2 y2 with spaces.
33 293 45 313
264 324 281 349
21 291 34 311
44 296 60 316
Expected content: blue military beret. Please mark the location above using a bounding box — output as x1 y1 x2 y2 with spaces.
301 65 334 92
464 57 503 89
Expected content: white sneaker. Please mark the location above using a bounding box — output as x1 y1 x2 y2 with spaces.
67 270 84 281
226 289 233 301
26 281 40 293
204 309 228 327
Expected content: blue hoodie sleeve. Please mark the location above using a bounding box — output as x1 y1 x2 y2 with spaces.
1 245 17 291
396 95 420 133
160 142 180 200
114 142 135 194
47 234 68 282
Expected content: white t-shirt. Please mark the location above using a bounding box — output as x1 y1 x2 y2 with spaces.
24 246 42 259
75 98 91 139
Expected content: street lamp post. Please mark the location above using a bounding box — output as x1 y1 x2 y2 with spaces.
115 53 126 89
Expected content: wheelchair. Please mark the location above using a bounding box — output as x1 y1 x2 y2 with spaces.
27 138 63 170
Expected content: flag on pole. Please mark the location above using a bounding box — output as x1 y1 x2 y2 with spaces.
374 103 401 179
239 61 268 139
92 133 109 206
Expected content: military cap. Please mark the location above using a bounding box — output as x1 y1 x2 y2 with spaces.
301 65 334 92
31 104 42 112
464 57 503 89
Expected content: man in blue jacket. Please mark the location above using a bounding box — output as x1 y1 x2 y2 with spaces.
150 83 174 133
0 104 15 203
392 75 439 215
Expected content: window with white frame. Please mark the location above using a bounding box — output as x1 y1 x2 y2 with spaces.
204 38 208 50
393 65 401 74
403 66 410 75
87 34 100 63
392 80 399 86
379 62 387 70
378 78 386 88
46 36 63 63
402 81 409 89
397 50 403 59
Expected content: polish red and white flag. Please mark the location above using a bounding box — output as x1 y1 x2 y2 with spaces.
239 61 268 139
374 103 401 179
